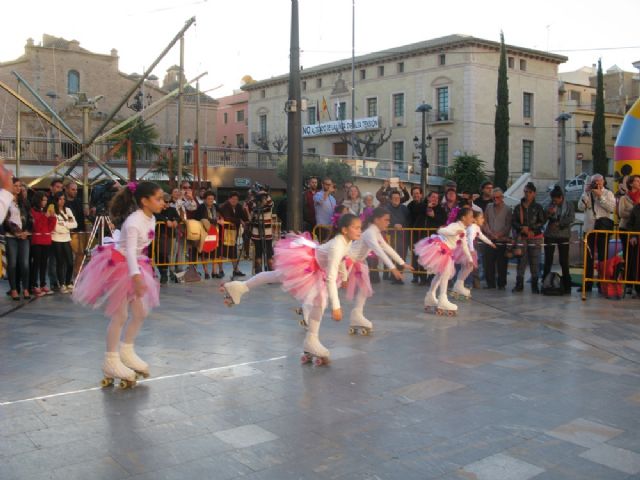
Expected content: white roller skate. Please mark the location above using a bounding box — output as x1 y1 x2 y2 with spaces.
120 342 150 378
220 281 248 307
101 352 137 388
424 289 439 313
301 333 330 366
348 308 373 336
435 294 458 316
451 280 471 300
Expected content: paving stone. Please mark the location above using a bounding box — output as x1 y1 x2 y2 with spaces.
579 443 640 474
461 452 545 480
547 418 624 448
214 423 279 448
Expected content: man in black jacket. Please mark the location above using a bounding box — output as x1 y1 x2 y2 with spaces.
512 182 546 293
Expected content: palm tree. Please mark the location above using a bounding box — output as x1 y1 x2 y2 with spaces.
147 150 192 186
109 118 161 181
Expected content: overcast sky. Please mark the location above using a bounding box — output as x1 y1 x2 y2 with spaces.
2 0 639 98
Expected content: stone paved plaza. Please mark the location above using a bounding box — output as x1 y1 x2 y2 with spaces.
1 271 640 479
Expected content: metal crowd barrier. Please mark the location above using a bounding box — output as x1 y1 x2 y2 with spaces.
311 224 437 274
581 229 640 300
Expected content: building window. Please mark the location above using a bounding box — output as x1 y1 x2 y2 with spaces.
397 62 404 73
570 90 581 103
522 140 533 173
236 110 244 122
337 101 347 121
392 141 404 162
392 93 404 118
307 147 316 154
302 80 307 91
359 69 366 80
223 135 227 144
591 94 597 110
519 59 527 71
612 124 620 140
508 57 514 69
366 97 377 117
378 65 384 77
316 78 322 88
236 134 244 147
436 138 448 175
436 87 449 121
523 92 533 119
223 112 228 124
67 70 80 94
439 54 446 66
259 114 267 138
308 105 317 124
260 89 266 99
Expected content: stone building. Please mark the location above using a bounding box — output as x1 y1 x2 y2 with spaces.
243 34 567 186
0 35 216 163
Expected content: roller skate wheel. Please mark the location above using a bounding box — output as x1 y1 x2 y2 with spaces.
294 308 303 315
136 371 150 379
349 327 356 335
101 377 114 388
299 319 307 327
301 354 311 364
361 328 370 336
313 357 325 366
447 310 456 316
119 379 136 389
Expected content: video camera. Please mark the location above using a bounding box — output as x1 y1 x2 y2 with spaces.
91 180 119 215
250 182 271 208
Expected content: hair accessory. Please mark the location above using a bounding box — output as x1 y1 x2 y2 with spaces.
127 182 137 194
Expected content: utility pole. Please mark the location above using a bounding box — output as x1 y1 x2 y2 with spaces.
286 0 303 232
15 81 21 177
416 103 432 192
350 0 355 160
195 80 201 188
177 35 185 183
556 112 571 188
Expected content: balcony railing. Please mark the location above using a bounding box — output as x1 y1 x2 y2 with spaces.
431 108 454 123
0 136 452 184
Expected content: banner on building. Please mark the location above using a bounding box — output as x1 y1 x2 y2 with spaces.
302 116 380 138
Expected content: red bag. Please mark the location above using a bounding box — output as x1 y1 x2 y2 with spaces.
598 256 625 299
201 225 219 253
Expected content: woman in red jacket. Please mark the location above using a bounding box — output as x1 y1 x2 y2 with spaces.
30 191 57 296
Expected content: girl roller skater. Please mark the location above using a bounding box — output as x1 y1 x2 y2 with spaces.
346 207 414 334
451 210 496 299
414 207 474 315
73 181 163 388
221 214 362 364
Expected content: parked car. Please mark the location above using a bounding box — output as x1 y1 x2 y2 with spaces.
547 173 589 193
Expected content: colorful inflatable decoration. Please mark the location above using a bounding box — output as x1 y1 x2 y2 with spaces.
614 98 640 195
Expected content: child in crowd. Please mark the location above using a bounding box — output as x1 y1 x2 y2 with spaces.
73 181 164 388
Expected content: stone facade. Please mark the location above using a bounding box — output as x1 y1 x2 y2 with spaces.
0 35 216 157
214 91 248 147
243 34 567 186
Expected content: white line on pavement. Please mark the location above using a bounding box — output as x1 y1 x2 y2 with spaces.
0 355 288 407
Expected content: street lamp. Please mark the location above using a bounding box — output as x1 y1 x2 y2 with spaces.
556 112 571 188
415 103 432 192
127 88 152 112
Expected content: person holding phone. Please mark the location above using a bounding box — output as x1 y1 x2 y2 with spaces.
577 174 615 292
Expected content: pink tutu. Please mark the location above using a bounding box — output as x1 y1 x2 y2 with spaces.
344 259 373 301
414 236 454 276
274 233 328 308
452 247 477 267
72 245 160 317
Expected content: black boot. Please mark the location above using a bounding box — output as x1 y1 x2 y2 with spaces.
531 277 539 294
512 277 524 293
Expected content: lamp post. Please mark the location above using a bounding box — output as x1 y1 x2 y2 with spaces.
556 112 571 188
415 103 432 192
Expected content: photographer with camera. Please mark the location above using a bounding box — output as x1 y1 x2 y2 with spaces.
247 183 274 273
578 174 616 292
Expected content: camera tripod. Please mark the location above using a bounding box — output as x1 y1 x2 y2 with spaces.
74 215 115 284
251 203 271 274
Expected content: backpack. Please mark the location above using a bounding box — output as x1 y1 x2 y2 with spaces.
541 272 564 296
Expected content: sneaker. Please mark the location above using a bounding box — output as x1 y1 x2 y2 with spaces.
65 284 74 293
204 273 211 280
59 285 69 294
42 286 54 296
233 270 246 277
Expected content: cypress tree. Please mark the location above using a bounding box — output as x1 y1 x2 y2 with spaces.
493 32 510 190
592 58 607 176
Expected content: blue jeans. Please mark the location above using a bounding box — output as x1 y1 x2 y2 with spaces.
6 236 30 292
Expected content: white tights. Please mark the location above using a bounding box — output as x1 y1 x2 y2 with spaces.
244 270 282 289
457 262 474 285
353 289 367 311
106 299 146 352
